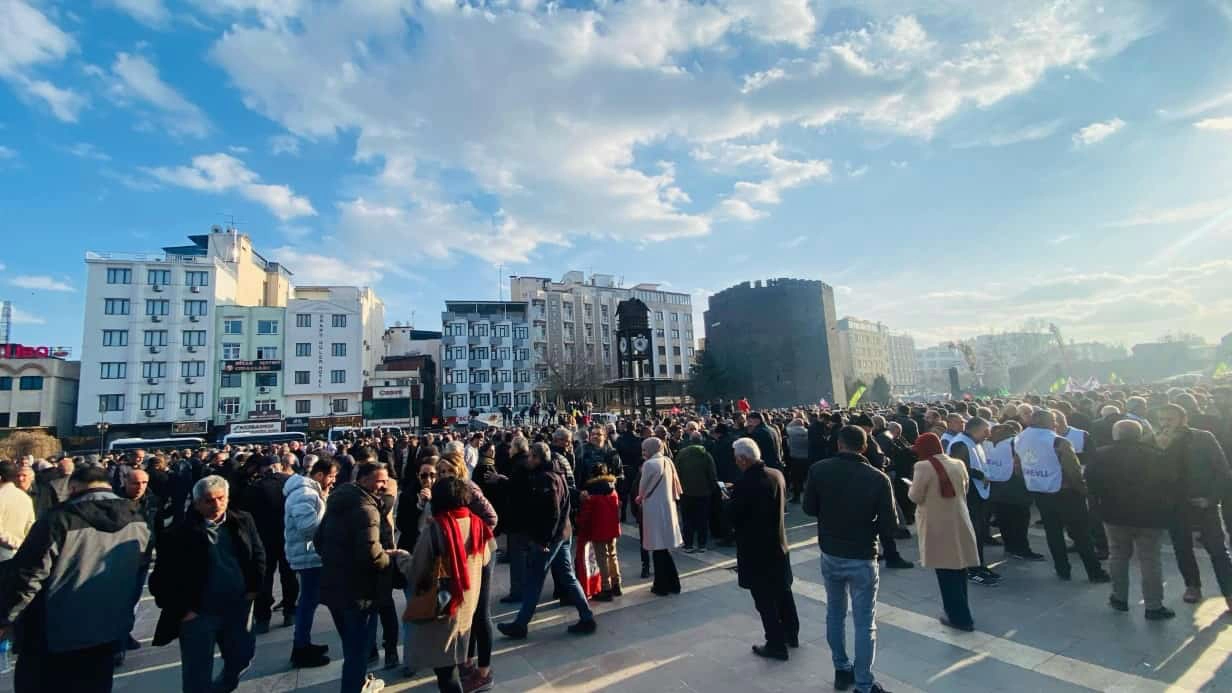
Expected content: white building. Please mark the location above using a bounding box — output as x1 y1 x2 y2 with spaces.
77 230 291 435
439 301 536 420
283 286 384 423
1 349 80 435
836 317 891 386
916 344 965 393
886 333 918 393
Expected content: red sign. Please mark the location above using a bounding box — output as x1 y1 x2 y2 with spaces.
0 343 70 359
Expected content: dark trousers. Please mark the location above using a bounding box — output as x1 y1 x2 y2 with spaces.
179 602 256 693
681 495 711 548
327 605 379 693
789 458 813 498
651 549 680 594
968 494 989 567
1087 498 1109 553
434 666 463 693
1035 491 1102 579
14 642 115 693
254 540 298 624
879 531 901 561
710 487 730 539
994 503 1032 555
467 560 494 667
1170 503 1232 597
378 599 399 651
750 582 800 650
936 569 973 628
893 472 916 525
507 532 527 598
638 516 650 568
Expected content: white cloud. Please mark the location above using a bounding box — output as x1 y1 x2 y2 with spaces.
10 306 44 325
65 142 110 160
0 144 14 159
10 274 74 292
228 145 249 153
0 1 85 121
953 120 1063 148
103 0 170 28
1072 117 1126 147
781 235 808 248
1104 197 1229 227
101 167 162 191
268 246 383 286
1048 234 1075 244
268 134 300 156
144 153 316 220
1195 117 1232 131
102 52 211 138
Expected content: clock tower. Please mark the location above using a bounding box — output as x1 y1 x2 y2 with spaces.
615 297 656 415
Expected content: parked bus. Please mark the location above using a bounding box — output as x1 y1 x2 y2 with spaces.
222 431 308 448
108 437 205 453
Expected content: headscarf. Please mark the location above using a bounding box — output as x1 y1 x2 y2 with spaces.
911 433 956 498
433 507 493 617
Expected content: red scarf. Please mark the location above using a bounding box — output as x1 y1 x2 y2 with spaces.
926 456 957 498
433 507 493 617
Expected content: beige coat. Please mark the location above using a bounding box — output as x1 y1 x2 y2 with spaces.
397 516 493 671
907 454 980 570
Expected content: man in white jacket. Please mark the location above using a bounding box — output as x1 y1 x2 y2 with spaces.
283 457 338 668
0 460 35 564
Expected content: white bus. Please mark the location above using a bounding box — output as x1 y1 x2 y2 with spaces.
222 431 308 448
108 437 205 453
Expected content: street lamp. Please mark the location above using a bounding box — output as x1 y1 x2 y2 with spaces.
96 421 110 456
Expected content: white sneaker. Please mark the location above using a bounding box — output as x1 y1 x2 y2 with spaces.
362 673 386 693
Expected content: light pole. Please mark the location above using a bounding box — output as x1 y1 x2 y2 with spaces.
96 421 110 456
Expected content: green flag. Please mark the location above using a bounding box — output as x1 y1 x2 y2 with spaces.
1215 362 1230 379
848 385 867 408
1049 377 1065 393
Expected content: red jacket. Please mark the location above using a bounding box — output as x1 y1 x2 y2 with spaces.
576 478 621 543
737 398 751 413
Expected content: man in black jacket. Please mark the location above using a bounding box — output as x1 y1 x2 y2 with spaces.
731 437 798 661
150 474 265 693
614 422 643 523
1086 420 1178 619
0 465 151 693
892 404 920 444
236 455 297 633
746 411 783 471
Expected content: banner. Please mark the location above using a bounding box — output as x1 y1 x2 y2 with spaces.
848 386 867 408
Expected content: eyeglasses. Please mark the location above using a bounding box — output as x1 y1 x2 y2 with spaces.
419 472 437 479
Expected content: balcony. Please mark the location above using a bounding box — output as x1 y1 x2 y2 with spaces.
468 358 484 368
468 382 487 392
467 335 484 345
442 382 465 394
490 358 505 368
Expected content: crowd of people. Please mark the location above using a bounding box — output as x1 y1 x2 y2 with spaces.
0 383 1228 693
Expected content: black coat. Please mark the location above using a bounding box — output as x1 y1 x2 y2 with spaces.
234 470 290 548
749 424 783 469
1086 442 1178 528
150 508 265 646
503 452 531 535
730 463 792 591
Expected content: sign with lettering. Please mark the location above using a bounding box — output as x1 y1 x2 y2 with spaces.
222 359 282 373
229 421 284 435
0 343 71 359
172 420 208 435
372 386 410 399
247 409 282 421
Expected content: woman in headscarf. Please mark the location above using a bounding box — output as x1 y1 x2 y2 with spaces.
907 433 980 632
399 477 494 693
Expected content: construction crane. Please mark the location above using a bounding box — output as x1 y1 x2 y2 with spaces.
0 300 11 345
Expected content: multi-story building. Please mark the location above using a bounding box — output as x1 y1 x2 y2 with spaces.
915 344 965 393
214 306 287 434
365 354 437 428
886 332 918 394
1 344 80 435
704 279 845 408
836 317 891 387
509 272 695 405
77 229 291 437
439 301 537 420
283 286 384 428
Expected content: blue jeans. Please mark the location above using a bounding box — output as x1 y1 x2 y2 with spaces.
327 605 379 693
401 587 414 667
178 600 255 693
514 537 594 627
820 552 879 693
507 533 528 598
293 568 321 649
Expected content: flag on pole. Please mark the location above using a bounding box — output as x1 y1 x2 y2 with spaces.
848 386 867 408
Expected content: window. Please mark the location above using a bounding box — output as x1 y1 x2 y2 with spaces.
444 322 465 336
584 303 593 319
147 269 170 286
516 392 531 407
0 413 8 427
470 323 489 337
474 393 491 407
670 312 679 323
331 343 347 357
257 319 279 335
99 394 124 412
144 330 168 347
671 329 680 339
254 399 278 413
517 370 531 383
602 344 611 362
330 369 346 384
222 319 242 335
14 412 39 427
145 299 169 316
655 311 664 322
331 398 349 413
470 347 489 360
99 362 126 379
295 342 311 357
219 397 241 416
447 346 467 360
601 324 609 340
184 300 208 317
600 304 609 320
179 392 205 410
685 330 693 340
448 370 467 384
655 329 665 339
181 361 205 378
585 324 594 340
220 372 241 388
106 267 131 284
687 347 695 357
657 346 666 356
142 361 167 379
295 400 311 414
331 314 347 328
563 324 574 340
296 313 312 328
499 370 511 383
256 345 278 360
185 271 209 287
182 330 207 347
673 346 681 356
222 343 240 360
674 364 683 375
472 370 489 383
658 364 667 375
105 298 130 315
140 394 165 411
497 347 511 360
0 378 10 391
497 392 512 406
18 376 42 391
446 394 468 409
495 324 509 337
103 330 128 346
256 372 278 387
294 370 310 385
563 303 573 320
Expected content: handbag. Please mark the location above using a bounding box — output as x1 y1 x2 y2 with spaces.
402 524 455 623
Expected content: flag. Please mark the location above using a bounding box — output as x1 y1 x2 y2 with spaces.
1049 377 1065 393
1215 362 1230 379
997 388 1010 397
848 386 867 408
1109 372 1123 385
819 398 830 409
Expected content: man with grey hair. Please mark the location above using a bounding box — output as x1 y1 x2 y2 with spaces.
1125 396 1156 442
1086 420 1177 619
150 474 266 693
731 437 799 660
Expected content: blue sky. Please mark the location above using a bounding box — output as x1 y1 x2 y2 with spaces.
2 0 1232 356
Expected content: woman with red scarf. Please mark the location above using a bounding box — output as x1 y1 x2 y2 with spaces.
907 433 980 632
399 477 494 693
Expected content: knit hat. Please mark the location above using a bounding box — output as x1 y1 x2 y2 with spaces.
912 432 944 460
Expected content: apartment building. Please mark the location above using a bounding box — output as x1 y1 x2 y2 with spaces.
836 317 891 386
439 301 536 420
886 332 919 393
214 306 287 434
77 229 291 437
0 346 80 435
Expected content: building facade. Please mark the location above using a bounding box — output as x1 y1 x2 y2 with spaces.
77 230 291 437
916 344 965 394
0 347 79 435
704 278 845 408
836 317 891 387
886 332 918 394
214 306 286 434
439 301 536 420
365 354 436 428
283 286 385 427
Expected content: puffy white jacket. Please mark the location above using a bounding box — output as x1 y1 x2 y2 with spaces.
283 474 326 570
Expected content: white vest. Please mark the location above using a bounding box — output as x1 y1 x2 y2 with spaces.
985 438 1015 483
940 431 957 447
947 432 990 499
1062 427 1087 454
1016 426 1063 494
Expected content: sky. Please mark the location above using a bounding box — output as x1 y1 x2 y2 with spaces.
2 0 1232 357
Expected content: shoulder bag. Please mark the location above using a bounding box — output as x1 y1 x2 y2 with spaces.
402 523 454 623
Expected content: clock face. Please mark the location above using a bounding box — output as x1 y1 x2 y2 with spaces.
632 335 649 354
619 336 628 354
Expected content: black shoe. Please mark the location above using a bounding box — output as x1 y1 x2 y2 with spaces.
983 535 1003 546
1009 551 1047 562
1145 606 1177 621
610 584 623 597
368 646 379 663
498 593 521 604
1108 597 1129 612
835 668 855 691
290 646 331 668
1056 571 1072 581
940 615 974 632
893 527 911 539
884 557 914 570
307 643 329 655
253 620 271 635
211 677 240 693
567 619 597 635
497 622 528 640
751 644 789 661
1088 570 1112 584
126 635 141 650
593 590 614 602
869 684 892 693
640 565 651 579
786 634 799 648
282 612 295 628
651 588 671 597
1095 549 1110 561
384 646 399 669
968 571 997 587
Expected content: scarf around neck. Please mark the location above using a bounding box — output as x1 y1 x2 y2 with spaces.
433 507 493 617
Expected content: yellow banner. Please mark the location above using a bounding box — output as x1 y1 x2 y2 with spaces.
848 385 867 408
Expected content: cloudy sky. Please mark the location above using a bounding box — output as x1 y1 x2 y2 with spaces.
2 0 1231 354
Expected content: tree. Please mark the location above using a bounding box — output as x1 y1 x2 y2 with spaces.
869 375 892 404
0 430 61 460
542 344 605 405
687 350 728 403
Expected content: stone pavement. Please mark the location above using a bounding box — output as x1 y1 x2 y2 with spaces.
3 503 1232 692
